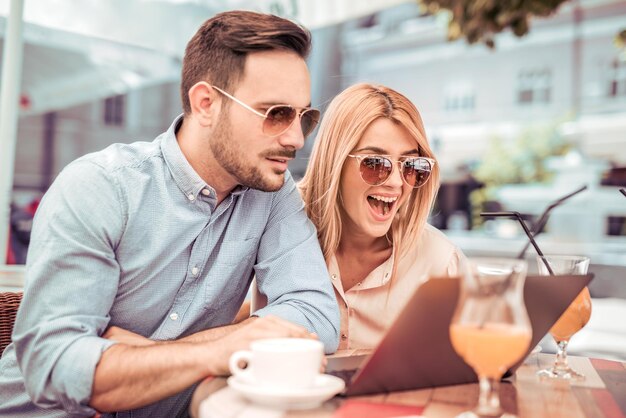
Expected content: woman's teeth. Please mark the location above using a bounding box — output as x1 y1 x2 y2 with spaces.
369 195 398 203
367 195 398 216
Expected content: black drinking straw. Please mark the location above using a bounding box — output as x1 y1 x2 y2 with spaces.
481 211 555 275
620 188 626 198
516 185 587 259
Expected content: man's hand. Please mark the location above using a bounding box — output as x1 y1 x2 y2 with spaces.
102 326 155 347
92 317 321 411
208 315 317 376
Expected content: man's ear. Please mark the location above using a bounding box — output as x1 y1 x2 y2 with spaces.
188 81 220 127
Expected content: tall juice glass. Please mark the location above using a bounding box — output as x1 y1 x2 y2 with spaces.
536 255 591 380
450 258 532 418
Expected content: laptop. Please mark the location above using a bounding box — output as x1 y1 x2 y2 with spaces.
326 273 594 396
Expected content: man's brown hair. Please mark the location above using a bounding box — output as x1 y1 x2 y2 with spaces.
181 10 312 114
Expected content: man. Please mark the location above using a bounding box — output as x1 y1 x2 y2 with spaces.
0 11 340 417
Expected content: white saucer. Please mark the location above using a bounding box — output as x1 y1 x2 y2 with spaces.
227 374 345 410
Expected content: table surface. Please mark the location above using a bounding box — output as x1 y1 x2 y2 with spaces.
190 351 626 418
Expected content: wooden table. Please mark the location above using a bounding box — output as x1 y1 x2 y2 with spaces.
190 352 626 418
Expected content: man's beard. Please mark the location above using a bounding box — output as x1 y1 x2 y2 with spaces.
210 117 295 192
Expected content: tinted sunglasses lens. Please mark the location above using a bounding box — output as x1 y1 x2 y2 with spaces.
300 109 320 137
264 106 297 136
360 157 393 185
403 158 433 188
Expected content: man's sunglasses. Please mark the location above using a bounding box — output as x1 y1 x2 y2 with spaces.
347 155 435 189
212 86 321 138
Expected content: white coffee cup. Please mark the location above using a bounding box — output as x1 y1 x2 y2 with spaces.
229 338 324 389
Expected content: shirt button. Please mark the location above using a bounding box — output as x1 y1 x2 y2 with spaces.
169 313 179 321
331 274 337 280
341 334 348 341
357 282 362 287
201 189 211 196
191 266 199 276
187 193 195 201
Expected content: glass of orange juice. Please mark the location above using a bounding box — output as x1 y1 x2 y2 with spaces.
536 255 591 380
450 258 531 418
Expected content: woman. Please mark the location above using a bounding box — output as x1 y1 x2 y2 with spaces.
250 83 466 349
297 83 466 349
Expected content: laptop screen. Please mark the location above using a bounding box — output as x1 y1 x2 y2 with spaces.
326 274 593 396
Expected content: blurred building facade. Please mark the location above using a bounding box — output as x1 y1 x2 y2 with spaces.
338 0 626 176
5 0 626 211
12 84 180 201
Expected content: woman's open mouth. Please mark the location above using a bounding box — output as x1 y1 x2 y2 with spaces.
366 194 398 220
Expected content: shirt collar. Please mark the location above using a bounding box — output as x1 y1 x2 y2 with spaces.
161 114 249 200
328 245 396 294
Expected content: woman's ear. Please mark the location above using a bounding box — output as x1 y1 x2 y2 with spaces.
188 81 220 127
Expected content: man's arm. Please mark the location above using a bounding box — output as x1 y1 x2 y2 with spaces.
104 324 241 346
104 308 303 346
91 315 314 412
251 173 341 353
13 161 126 416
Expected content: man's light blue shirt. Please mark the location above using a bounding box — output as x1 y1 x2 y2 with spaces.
0 116 340 417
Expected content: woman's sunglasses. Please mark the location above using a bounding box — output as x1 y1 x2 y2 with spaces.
347 154 435 189
212 86 321 138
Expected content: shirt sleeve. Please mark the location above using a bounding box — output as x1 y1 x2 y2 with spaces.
252 173 340 353
445 245 469 277
13 160 124 415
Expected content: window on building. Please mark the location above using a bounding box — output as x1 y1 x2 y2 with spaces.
443 84 475 112
517 69 551 104
104 95 126 126
609 58 626 97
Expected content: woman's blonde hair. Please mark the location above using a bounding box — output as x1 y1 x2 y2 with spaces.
300 83 440 262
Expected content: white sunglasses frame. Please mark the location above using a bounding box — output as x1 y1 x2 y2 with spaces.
347 154 436 188
211 85 320 137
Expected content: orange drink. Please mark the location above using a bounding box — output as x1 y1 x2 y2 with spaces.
450 323 531 379
549 287 592 342
536 254 590 380
450 258 530 417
